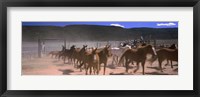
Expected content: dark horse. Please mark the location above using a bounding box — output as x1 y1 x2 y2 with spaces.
166 44 177 66
155 48 178 72
118 44 157 75
58 45 76 63
97 45 112 75
73 45 87 68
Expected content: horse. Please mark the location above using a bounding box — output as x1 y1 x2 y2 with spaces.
155 48 178 72
80 48 100 75
118 44 157 75
48 51 60 58
71 45 87 68
166 44 177 66
49 45 65 58
116 43 147 67
168 44 177 49
58 45 76 63
97 45 112 75
65 45 77 64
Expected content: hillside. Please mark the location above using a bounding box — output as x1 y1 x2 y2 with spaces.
22 25 178 42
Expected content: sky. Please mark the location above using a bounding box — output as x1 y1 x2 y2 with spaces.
22 22 178 28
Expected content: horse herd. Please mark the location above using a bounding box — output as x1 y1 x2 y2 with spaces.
48 43 178 75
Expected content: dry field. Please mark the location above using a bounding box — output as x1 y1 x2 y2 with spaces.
22 55 178 75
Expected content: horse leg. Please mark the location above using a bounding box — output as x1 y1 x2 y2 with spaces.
116 56 119 66
63 56 66 64
94 65 98 75
134 62 139 73
158 59 163 72
170 60 173 68
97 65 99 75
71 58 78 68
123 58 125 67
89 65 92 75
72 58 77 68
99 63 101 71
93 66 95 75
95 63 99 75
125 59 131 73
85 64 89 75
103 63 107 75
57 54 60 60
125 58 128 72
112 57 114 65
79 62 84 72
73 58 76 67
141 61 145 75
76 59 80 68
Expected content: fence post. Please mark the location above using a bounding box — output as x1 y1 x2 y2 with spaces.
38 39 41 58
154 39 156 47
64 39 66 48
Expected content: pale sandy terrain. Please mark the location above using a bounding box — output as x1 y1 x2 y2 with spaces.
22 55 178 75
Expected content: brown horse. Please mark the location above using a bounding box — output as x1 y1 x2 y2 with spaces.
48 51 60 58
156 48 178 71
97 45 112 75
49 45 66 58
71 45 87 68
58 45 76 63
80 48 100 75
118 44 157 75
168 44 177 49
166 44 177 66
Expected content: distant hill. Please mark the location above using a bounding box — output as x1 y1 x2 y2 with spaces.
22 25 178 42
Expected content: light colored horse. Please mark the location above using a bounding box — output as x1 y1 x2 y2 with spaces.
118 44 157 75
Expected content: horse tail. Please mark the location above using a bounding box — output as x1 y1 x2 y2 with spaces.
118 50 128 66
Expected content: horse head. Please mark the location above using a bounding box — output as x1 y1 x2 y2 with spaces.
81 45 87 51
106 44 111 48
61 45 66 51
145 45 157 56
70 45 76 51
169 44 177 49
92 48 97 52
83 45 88 48
103 45 112 57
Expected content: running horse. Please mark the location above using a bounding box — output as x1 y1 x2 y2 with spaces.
71 45 87 68
48 51 60 58
156 48 178 72
48 45 65 58
166 44 177 67
58 45 76 63
97 45 112 75
118 44 157 75
80 48 100 75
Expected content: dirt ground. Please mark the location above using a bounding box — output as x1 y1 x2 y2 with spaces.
22 55 178 75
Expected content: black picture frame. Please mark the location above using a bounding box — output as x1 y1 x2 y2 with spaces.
0 0 200 97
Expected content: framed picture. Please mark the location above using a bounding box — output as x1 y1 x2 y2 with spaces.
0 0 199 97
